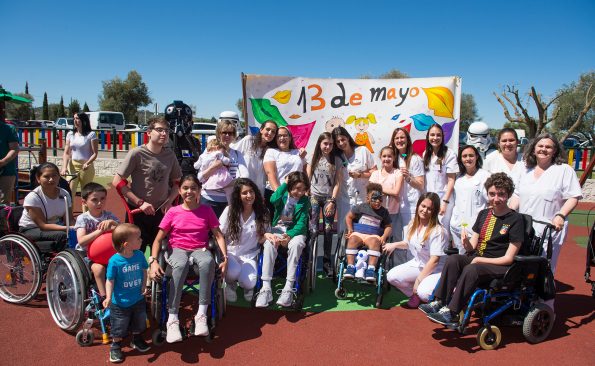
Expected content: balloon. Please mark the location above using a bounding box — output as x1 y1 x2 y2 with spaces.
88 232 116 265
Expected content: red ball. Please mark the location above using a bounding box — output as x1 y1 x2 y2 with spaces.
88 232 116 265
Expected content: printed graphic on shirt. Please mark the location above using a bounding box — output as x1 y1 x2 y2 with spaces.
499 224 510 235
279 197 298 226
478 212 497 256
358 214 382 228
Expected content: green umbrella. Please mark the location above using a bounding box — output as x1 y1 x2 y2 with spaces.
0 87 32 104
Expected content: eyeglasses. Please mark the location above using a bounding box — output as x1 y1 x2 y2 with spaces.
220 131 235 136
152 127 169 134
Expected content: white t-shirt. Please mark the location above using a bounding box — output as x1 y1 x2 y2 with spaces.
219 206 261 259
337 146 376 205
399 154 424 216
19 186 72 229
232 135 267 194
403 224 447 272
66 131 97 161
514 163 582 245
263 148 305 190
370 169 401 214
450 169 490 231
424 148 459 197
484 151 524 185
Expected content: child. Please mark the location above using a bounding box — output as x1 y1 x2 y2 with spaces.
369 146 404 239
307 132 341 277
194 138 234 199
75 182 119 298
149 175 228 344
384 192 447 308
103 223 150 363
344 183 392 283
254 171 311 308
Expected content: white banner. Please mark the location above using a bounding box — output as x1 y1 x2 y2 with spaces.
244 74 462 158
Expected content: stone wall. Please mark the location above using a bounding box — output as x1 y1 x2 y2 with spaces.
18 155 124 177
583 179 595 202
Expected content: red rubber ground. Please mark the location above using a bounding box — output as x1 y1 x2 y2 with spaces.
0 191 593 365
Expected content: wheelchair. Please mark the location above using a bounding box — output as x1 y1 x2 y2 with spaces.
251 232 313 311
149 240 226 345
333 228 389 309
444 215 556 350
585 213 595 298
306 213 339 293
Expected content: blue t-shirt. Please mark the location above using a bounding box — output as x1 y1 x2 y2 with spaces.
106 250 148 307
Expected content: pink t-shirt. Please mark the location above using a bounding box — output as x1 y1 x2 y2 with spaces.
159 204 219 251
370 169 401 215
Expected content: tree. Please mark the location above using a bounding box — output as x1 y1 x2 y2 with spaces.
42 92 49 120
58 96 66 117
5 93 34 120
83 102 90 112
25 81 29 94
459 93 478 132
493 85 563 138
49 104 59 121
361 69 410 79
552 72 595 142
98 70 152 122
68 99 81 115
236 98 244 117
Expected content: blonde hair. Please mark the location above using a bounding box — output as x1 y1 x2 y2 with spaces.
112 223 140 253
207 138 225 152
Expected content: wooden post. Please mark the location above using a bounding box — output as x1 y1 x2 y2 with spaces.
241 72 249 134
39 138 47 163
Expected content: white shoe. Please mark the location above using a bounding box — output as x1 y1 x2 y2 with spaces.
255 288 273 308
276 288 295 307
166 320 183 343
225 283 237 303
243 288 254 302
194 314 209 336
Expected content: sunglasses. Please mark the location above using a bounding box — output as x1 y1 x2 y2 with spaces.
220 131 235 136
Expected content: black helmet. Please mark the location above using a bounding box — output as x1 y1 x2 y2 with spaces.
165 100 193 136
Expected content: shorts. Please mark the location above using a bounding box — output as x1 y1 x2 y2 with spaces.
350 232 381 242
110 299 147 338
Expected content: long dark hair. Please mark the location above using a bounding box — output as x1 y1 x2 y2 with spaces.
423 123 448 171
76 112 92 136
251 120 278 159
271 126 297 150
389 127 413 169
331 126 357 163
225 178 269 243
523 133 567 168
457 145 483 177
310 132 335 178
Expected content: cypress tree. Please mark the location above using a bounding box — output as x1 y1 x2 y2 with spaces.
83 102 90 112
42 92 49 120
58 96 65 117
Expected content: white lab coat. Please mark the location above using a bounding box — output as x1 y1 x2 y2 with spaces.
423 148 459 230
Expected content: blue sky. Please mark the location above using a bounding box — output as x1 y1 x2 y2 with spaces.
1 0 593 128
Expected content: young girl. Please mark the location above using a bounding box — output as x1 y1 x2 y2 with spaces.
219 178 273 302
254 171 311 308
384 192 448 308
149 175 228 344
331 126 376 233
307 132 341 277
194 138 233 200
450 145 490 254
370 146 403 238
423 124 459 230
19 162 72 248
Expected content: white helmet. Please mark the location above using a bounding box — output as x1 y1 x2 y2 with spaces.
466 121 493 154
219 111 239 122
468 121 489 135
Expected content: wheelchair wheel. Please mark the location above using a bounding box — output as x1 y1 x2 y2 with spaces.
150 279 163 325
0 234 44 304
308 234 318 293
335 287 347 300
332 232 346 284
76 328 94 347
522 303 555 344
152 328 166 346
46 250 87 332
476 325 502 350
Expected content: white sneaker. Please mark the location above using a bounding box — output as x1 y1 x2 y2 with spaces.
276 288 295 307
193 314 209 336
243 288 254 302
166 320 183 343
255 288 273 308
225 283 237 303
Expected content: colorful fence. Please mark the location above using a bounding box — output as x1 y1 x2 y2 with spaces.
567 147 595 172
17 127 211 158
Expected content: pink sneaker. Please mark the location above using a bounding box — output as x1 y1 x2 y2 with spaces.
405 294 421 309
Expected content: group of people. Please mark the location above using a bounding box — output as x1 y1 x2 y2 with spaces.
11 111 583 362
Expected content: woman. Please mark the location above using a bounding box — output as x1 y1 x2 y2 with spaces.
484 128 524 180
332 126 377 233
219 178 273 302
384 192 447 308
196 119 248 217
510 133 582 274
450 145 490 254
61 112 98 207
423 123 459 230
389 127 425 233
19 162 73 247
263 126 306 212
421 173 524 326
232 120 277 194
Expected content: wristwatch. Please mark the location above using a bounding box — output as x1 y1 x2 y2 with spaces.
148 256 155 264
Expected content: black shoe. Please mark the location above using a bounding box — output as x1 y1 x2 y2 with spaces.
427 307 459 327
130 337 151 353
322 262 333 278
109 346 124 363
419 300 442 315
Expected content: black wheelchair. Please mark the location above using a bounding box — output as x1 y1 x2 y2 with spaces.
443 215 556 350
149 239 226 345
585 213 595 298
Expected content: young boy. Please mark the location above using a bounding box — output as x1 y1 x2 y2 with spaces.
103 223 150 363
112 117 182 254
75 182 119 298
344 183 392 283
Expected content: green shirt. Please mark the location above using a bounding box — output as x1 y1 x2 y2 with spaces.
270 182 310 238
0 122 19 176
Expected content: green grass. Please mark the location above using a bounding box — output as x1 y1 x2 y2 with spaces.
569 209 595 228
574 236 589 248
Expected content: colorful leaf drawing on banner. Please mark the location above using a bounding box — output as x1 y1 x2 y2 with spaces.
289 114 301 119
272 90 292 104
410 113 437 131
286 121 316 148
412 139 426 156
250 98 288 126
391 114 401 120
441 119 457 144
423 87 454 118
